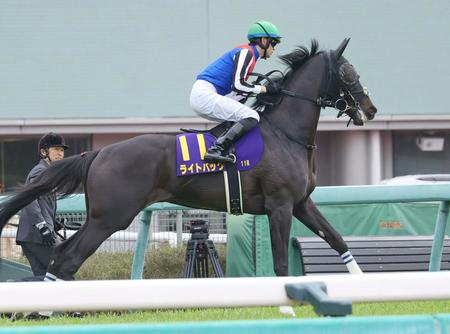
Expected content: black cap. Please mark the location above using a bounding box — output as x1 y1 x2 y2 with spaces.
38 132 69 154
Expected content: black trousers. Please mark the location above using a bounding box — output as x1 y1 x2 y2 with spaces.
20 242 54 276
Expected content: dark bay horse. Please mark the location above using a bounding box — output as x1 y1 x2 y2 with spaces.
0 39 377 280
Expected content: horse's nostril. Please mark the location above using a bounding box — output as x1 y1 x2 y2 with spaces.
366 106 377 120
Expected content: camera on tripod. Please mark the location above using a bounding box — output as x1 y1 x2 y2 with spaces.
188 220 209 239
183 219 224 278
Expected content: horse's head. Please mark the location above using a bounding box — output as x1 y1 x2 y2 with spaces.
326 38 377 124
255 39 377 127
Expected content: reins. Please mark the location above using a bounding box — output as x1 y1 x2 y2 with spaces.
249 53 330 108
246 51 368 149
251 51 365 127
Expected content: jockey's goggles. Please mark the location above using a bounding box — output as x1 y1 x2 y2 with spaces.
270 39 280 47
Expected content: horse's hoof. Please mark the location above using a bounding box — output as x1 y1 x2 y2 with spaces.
279 305 296 316
25 312 52 320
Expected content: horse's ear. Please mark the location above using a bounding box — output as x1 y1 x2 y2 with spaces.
335 38 351 59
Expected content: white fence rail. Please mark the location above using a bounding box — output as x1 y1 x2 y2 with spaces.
1 272 450 312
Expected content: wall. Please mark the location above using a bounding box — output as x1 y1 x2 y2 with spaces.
1 0 449 120
316 131 376 185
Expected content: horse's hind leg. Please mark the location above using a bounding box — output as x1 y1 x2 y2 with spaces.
293 198 363 274
47 205 143 280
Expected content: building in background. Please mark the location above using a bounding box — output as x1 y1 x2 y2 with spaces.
1 1 450 189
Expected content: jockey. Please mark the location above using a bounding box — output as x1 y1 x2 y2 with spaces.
190 21 282 163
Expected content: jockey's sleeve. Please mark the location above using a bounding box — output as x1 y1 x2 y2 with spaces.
231 49 263 95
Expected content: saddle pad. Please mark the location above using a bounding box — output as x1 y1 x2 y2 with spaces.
176 127 264 176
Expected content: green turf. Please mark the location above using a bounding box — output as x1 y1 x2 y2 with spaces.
1 300 449 327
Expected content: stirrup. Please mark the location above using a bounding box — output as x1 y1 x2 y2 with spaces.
204 152 236 164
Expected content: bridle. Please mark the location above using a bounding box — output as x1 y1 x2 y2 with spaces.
251 51 370 126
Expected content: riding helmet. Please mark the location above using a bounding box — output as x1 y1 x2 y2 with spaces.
247 21 282 42
38 132 69 154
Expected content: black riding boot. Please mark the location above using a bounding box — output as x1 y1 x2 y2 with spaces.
204 118 257 163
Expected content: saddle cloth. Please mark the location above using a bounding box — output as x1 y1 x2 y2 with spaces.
176 127 264 176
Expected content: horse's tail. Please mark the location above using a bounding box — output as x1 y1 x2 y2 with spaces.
0 150 100 235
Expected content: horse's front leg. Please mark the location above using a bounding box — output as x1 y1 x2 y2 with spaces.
265 201 294 276
293 198 363 274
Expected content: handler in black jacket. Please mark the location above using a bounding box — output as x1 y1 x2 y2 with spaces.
16 132 68 276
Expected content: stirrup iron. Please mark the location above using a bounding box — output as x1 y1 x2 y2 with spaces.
204 152 236 164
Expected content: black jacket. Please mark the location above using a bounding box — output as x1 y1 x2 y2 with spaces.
16 159 57 244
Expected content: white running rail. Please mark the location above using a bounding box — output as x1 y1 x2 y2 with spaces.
1 272 450 312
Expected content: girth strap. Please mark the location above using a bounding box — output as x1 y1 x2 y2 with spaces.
223 163 243 215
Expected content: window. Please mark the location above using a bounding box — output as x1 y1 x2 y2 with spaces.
393 131 450 176
0 136 91 192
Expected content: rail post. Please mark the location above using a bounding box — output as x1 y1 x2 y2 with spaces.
131 209 152 279
429 201 450 271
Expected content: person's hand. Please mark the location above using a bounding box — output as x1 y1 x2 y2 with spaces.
36 222 56 246
265 81 282 94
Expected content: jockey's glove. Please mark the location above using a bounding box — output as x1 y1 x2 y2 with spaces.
265 82 282 95
36 222 56 246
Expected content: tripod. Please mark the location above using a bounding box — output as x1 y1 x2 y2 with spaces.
183 220 224 278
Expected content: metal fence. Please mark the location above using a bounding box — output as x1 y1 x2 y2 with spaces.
1 210 227 260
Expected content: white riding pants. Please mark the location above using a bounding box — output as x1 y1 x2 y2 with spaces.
190 80 260 123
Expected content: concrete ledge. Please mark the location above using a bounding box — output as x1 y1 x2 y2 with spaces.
2 115 450 135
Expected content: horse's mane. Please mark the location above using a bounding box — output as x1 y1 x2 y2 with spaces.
252 39 320 111
279 39 320 76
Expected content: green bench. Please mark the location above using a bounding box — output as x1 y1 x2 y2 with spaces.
293 235 450 274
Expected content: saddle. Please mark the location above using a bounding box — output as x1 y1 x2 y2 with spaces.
180 121 234 137
177 122 263 215
176 121 263 177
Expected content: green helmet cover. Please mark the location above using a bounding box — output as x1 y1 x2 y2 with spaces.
247 21 282 41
